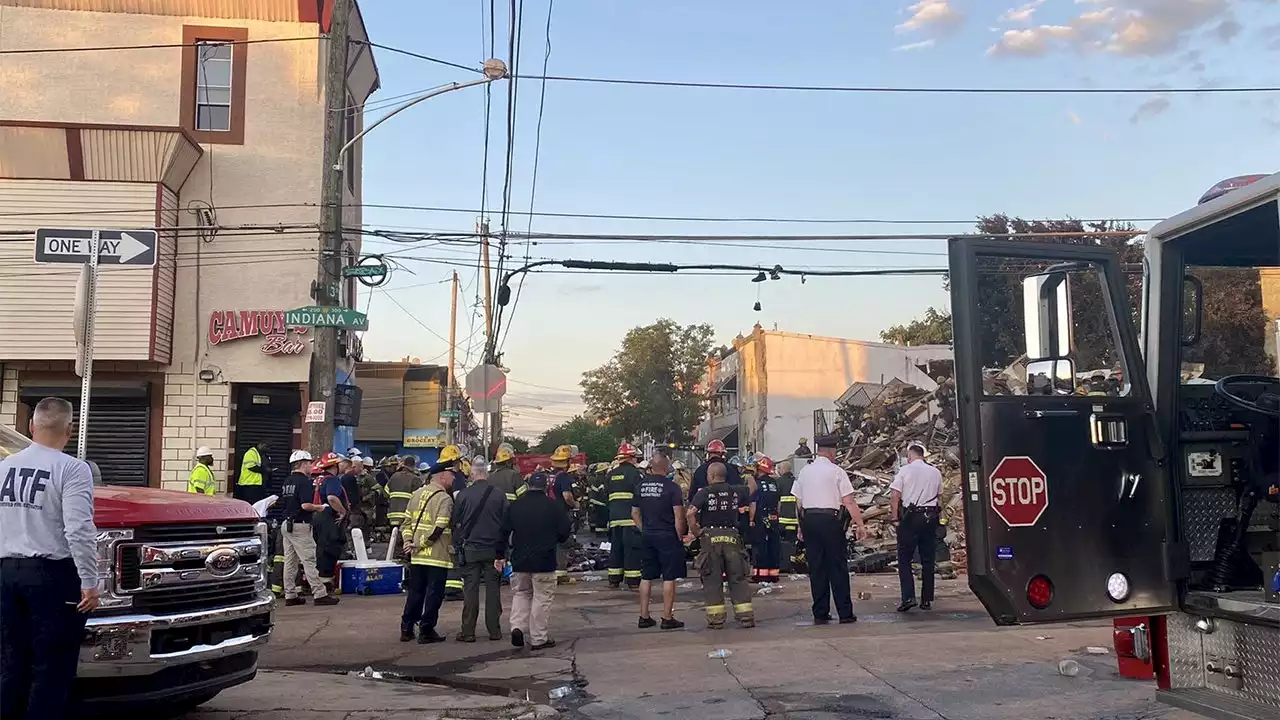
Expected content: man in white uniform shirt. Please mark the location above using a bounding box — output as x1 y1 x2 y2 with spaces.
0 397 100 720
889 442 942 612
792 434 866 625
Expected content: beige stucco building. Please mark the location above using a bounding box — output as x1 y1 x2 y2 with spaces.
698 325 952 460
0 0 378 491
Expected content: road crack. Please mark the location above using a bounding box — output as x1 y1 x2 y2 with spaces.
720 655 770 718
823 640 950 720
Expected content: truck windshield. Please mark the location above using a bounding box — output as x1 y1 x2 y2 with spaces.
1181 265 1280 381
0 424 32 459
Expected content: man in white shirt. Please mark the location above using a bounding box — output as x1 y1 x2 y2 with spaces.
889 442 943 612
792 434 866 624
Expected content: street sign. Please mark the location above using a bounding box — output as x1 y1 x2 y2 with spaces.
285 306 369 331
342 264 387 278
440 409 460 419
305 401 327 424
989 456 1049 528
466 364 507 413
34 227 158 267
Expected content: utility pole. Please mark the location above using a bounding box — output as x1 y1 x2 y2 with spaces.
307 0 351 455
446 271 458 445
477 217 500 455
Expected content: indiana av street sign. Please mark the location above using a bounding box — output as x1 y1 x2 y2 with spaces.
34 228 158 267
284 306 369 331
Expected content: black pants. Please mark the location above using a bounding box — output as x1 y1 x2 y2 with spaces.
311 511 344 579
402 565 448 634
235 482 265 505
753 522 781 572
896 512 938 603
460 550 502 637
800 511 854 621
0 558 87 720
608 525 643 588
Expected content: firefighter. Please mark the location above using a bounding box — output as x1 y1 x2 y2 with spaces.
400 456 457 644
311 452 348 595
386 455 422 534
549 445 579 584
489 443 523 501
442 445 469 601
188 446 217 495
687 462 754 629
587 463 609 536
606 443 644 589
750 456 782 583
775 460 800 572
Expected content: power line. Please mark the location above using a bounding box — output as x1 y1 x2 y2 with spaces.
356 40 483 75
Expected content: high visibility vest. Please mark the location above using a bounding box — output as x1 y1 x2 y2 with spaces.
188 464 216 495
239 447 264 487
401 483 453 568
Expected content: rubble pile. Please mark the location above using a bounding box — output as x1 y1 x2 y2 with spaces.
822 371 967 577
567 541 610 573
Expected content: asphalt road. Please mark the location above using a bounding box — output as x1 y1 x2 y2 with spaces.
208 571 1201 720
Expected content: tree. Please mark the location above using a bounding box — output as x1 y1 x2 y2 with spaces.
534 416 619 463
880 307 953 345
1183 268 1273 376
580 319 716 442
502 436 531 454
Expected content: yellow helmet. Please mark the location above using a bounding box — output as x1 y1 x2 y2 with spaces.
495 443 516 464
458 459 472 477
438 444 463 463
550 444 574 462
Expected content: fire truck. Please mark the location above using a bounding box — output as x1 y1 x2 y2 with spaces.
948 174 1279 719
0 424 274 713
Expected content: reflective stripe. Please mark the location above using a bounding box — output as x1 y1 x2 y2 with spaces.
608 492 634 501
445 580 464 589
778 519 799 527
389 492 414 500
704 604 726 614
608 518 636 528
607 569 624 576
779 496 797 503
271 585 283 593
410 558 453 568
273 555 285 563
733 602 754 613
556 570 569 577
505 493 518 501
589 499 607 506
623 570 642 578
387 511 408 520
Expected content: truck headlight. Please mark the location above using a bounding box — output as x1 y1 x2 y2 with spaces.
95 529 134 609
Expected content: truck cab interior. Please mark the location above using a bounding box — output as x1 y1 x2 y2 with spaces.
1154 195 1280 620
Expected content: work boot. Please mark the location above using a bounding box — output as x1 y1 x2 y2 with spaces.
531 639 557 651
314 595 340 606
660 617 684 630
455 632 477 643
417 629 446 645
920 601 932 611
737 615 756 629
897 599 917 613
511 628 525 648
400 626 415 643
284 597 306 607
637 616 657 629
488 631 503 641
706 615 726 630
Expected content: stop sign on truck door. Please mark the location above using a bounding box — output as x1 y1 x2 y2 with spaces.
989 456 1049 527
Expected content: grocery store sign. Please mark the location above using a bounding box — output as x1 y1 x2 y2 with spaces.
208 310 308 356
403 428 444 448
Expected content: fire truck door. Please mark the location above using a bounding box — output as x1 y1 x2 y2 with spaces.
948 237 1179 626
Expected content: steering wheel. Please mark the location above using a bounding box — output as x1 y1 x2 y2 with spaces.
1213 374 1280 418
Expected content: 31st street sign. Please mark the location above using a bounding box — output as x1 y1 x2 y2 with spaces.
284 306 369 331
34 227 158 267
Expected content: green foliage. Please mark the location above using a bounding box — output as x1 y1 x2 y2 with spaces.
502 436 531 454
880 307 953 346
534 417 619 463
580 319 716 442
1183 268 1274 376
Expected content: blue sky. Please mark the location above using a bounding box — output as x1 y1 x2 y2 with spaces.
356 0 1280 437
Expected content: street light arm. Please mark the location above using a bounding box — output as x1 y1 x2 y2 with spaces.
334 76 504 169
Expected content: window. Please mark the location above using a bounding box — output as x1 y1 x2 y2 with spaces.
195 42 233 131
181 26 248 144
344 94 358 193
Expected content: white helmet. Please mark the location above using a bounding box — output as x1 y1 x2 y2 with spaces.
289 449 313 464
673 460 685 470
195 446 213 458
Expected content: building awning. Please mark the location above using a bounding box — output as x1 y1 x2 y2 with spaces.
715 374 738 394
702 425 739 450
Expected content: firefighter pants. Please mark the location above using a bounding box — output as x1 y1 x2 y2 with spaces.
752 521 781 580
283 521 328 600
591 505 609 535
896 511 938 604
608 525 643 588
694 530 754 627
0 558 85 720
402 565 448 634
311 511 345 581
269 523 285 596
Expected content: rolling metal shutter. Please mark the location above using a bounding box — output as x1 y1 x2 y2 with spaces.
235 411 295 519
20 388 151 487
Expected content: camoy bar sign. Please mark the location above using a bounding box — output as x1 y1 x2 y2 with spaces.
284 306 369 331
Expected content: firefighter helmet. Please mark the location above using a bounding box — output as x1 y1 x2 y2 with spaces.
438 444 464 463
756 456 775 476
315 451 342 469
615 442 639 460
706 439 726 455
550 444 574 462
289 449 313 465
495 443 516 463
728 455 743 467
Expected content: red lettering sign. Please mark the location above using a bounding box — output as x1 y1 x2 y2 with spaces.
208 311 308 356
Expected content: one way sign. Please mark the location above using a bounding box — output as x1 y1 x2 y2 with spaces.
34 227 158 267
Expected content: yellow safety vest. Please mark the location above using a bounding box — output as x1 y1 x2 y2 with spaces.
401 483 453 568
188 464 216 495
238 447 264 487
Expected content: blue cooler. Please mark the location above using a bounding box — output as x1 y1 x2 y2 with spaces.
337 560 404 595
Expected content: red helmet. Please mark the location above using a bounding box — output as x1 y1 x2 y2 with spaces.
706 439 726 455
315 451 343 470
756 456 775 476
615 443 638 460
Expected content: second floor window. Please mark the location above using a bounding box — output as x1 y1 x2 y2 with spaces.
195 42 233 131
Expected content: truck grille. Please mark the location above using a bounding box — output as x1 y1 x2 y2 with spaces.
113 522 265 616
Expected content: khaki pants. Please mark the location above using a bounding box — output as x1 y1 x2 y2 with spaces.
510 571 557 645
282 522 328 599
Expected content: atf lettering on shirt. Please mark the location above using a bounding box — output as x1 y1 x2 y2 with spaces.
692 484 746 529
0 466 51 508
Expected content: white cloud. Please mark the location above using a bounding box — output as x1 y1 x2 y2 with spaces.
898 1 965 35
1131 96 1172 122
988 25 1078 57
895 39 937 51
1002 1 1047 24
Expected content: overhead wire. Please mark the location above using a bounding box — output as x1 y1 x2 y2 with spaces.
491 0 526 359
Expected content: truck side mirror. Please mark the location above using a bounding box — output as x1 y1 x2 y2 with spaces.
1025 358 1077 396
1022 271 1073 360
1182 274 1203 346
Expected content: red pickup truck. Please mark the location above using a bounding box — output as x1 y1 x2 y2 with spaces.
0 424 274 712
